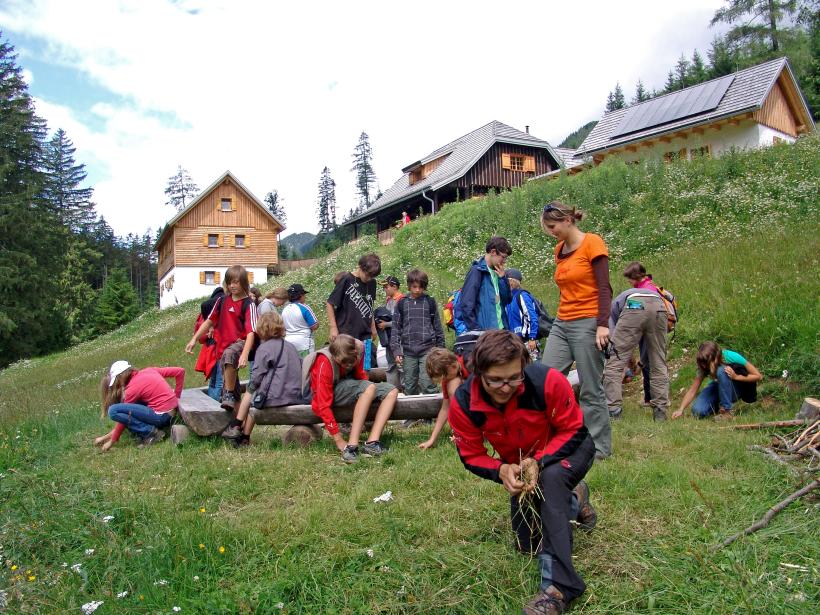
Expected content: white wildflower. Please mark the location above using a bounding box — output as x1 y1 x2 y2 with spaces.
366 549 374 558
117 591 128 598
192 575 199 581
61 562 68 568
173 607 181 612
373 490 393 503
81 601 104 614
379 565 391 572
154 579 169 586
782 370 789 379
71 563 83 573
102 516 114 523
274 603 284 609
84 548 95 556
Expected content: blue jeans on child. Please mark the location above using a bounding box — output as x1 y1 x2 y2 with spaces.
108 403 173 438
207 363 223 401
692 366 740 418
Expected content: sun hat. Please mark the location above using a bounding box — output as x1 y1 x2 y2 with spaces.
108 360 132 386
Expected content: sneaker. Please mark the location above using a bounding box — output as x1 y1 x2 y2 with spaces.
714 408 735 421
652 407 668 422
363 440 388 456
221 424 242 439
522 585 567 615
231 434 250 448
341 445 359 463
573 480 597 530
139 428 166 447
220 391 237 411
609 407 623 420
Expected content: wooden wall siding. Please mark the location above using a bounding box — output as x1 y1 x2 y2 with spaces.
173 227 278 267
176 179 282 233
454 143 556 189
158 228 175 279
754 81 798 137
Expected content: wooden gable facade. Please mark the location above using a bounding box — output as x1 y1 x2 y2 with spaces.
156 171 283 308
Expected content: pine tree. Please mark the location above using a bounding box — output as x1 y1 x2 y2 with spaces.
707 36 739 77
632 79 650 104
0 35 69 366
675 54 691 88
663 70 678 93
164 165 199 211
316 167 336 234
351 131 377 208
58 236 100 342
40 128 95 232
93 268 139 334
605 83 626 112
264 189 287 224
688 50 709 85
711 0 800 53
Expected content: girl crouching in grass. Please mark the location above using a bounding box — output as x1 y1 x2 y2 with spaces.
94 361 185 451
672 341 762 420
419 348 469 450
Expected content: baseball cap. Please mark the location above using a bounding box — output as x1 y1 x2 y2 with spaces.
506 268 523 281
287 283 308 299
380 275 400 287
108 360 132 386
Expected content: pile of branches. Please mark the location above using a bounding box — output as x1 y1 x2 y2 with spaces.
745 418 820 476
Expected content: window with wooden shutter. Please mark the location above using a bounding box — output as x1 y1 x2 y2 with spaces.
214 271 221 284
199 271 206 284
245 234 251 248
217 234 224 247
227 235 235 248
231 198 237 211
247 271 254 283
208 234 218 247
523 156 536 173
235 234 245 248
202 234 209 247
501 153 512 169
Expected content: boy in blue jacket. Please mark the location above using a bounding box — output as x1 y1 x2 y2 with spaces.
505 268 540 359
456 236 512 331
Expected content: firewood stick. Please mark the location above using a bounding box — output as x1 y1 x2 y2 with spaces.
732 420 806 430
716 479 820 549
792 420 820 445
747 445 799 475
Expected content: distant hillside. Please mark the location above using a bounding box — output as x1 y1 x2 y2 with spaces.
559 120 597 148
280 231 316 256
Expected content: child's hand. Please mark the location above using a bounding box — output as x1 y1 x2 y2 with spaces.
724 366 737 380
185 339 196 354
671 409 684 420
395 355 403 365
332 432 347 452
418 438 435 450
101 440 114 452
238 354 248 369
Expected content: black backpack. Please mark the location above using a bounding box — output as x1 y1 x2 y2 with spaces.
453 331 483 366
532 297 554 340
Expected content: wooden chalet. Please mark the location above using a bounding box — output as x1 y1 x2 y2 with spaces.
341 121 563 236
156 170 285 309
573 57 814 168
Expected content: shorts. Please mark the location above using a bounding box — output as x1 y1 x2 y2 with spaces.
333 378 395 406
221 339 247 368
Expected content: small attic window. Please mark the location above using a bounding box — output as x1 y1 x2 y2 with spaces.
220 198 232 211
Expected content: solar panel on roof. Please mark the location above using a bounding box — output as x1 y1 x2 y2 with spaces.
611 74 735 139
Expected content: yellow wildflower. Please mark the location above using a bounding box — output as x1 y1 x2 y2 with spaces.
199 507 205 513
198 543 205 549
218 546 225 554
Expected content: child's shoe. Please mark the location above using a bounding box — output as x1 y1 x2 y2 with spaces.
363 440 388 456
341 445 359 463
139 428 166 447
220 391 237 411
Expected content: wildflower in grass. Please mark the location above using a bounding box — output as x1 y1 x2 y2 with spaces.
71 564 82 573
102 516 114 523
81 600 104 614
84 548 95 556
274 603 284 609
218 546 225 554
10 564 17 571
154 579 169 586
117 591 128 598
28 574 35 581
193 575 199 581
366 549 374 558
139 595 144 601
173 607 181 612
199 507 205 513
198 543 205 549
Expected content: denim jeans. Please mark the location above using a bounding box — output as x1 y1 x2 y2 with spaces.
207 363 223 401
692 366 740 418
108 403 172 438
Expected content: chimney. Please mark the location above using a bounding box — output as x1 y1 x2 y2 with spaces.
525 125 530 134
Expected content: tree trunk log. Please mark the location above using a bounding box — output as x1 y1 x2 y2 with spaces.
796 397 820 421
732 419 806 430
252 394 442 425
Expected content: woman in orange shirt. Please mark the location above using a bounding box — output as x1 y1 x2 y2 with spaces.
540 201 613 459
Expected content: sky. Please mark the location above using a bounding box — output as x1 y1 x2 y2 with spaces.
0 0 728 239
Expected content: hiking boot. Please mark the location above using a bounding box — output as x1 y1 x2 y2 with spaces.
652 407 668 422
363 440 388 456
221 424 242 439
220 391 237 411
714 408 735 421
609 407 623 420
522 585 567 615
139 428 166 447
341 445 359 463
573 480 597 531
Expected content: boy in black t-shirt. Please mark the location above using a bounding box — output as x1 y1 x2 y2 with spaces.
326 253 381 370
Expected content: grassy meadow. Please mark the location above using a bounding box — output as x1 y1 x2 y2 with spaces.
1 135 818 613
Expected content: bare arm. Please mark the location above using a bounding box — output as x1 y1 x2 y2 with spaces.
325 303 338 341
672 375 704 419
186 319 214 353
724 361 762 383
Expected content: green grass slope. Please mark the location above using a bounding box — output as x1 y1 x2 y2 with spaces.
0 135 818 613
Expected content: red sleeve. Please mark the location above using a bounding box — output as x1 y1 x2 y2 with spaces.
309 355 339 435
352 352 367 380
243 301 258 335
157 366 186 398
535 369 586 463
448 388 503 483
122 374 142 405
110 422 125 443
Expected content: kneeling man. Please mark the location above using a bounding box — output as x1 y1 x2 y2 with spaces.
448 330 597 614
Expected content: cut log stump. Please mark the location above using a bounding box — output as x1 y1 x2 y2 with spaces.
283 425 323 447
796 397 820 421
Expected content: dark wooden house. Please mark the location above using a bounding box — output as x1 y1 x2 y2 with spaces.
342 121 562 235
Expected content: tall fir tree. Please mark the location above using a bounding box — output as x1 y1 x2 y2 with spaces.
663 70 678 93
707 36 739 77
0 35 69 366
674 54 691 88
711 0 800 53
40 128 95 232
58 236 100 342
688 50 709 85
605 83 626 112
164 165 199 211
316 167 336 234
264 189 287 225
351 131 377 208
632 79 650 104
93 268 139 334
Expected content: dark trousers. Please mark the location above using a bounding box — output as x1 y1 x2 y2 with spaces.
510 434 595 601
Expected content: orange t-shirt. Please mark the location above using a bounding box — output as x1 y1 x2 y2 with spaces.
553 233 608 321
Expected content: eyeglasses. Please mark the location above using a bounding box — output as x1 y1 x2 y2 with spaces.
482 374 525 390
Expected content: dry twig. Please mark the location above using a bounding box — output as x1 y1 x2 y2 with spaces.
747 445 800 475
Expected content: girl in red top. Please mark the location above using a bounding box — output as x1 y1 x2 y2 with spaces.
93 360 185 451
420 348 469 450
540 201 613 460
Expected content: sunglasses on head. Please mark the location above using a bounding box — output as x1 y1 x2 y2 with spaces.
543 204 566 216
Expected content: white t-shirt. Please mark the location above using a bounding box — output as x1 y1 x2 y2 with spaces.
282 302 317 353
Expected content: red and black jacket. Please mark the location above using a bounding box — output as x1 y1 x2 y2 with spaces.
448 363 588 483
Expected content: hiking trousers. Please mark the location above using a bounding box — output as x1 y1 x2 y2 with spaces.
604 295 669 414
402 351 437 396
543 318 611 458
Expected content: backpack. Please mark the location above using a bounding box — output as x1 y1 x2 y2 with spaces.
453 331 483 366
532 297 554 340
300 341 364 403
657 287 679 333
442 289 461 330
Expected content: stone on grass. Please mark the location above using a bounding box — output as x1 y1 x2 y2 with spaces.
282 425 323 447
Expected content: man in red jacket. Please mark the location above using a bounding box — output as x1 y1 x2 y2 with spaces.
448 330 597 615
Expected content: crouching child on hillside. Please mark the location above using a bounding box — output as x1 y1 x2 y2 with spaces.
419 348 469 450
222 312 304 446
307 334 398 463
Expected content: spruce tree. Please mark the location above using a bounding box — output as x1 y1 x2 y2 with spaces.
59 236 100 342
40 128 95 232
264 189 287 224
707 36 739 77
164 165 199 211
663 70 678 93
688 50 709 85
351 132 377 208
0 35 69 366
316 167 336 234
93 268 139 334
605 83 626 112
675 54 691 88
632 79 650 104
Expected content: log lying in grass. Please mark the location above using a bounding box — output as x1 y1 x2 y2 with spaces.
178 388 233 436
732 419 807 430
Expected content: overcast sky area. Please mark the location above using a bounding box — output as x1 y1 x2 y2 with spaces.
0 0 728 238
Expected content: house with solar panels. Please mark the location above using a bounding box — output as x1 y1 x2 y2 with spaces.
575 57 814 166
341 121 563 237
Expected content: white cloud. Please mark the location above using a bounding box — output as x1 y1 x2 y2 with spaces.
2 0 727 237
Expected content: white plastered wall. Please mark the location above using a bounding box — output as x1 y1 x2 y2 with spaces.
159 266 268 310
